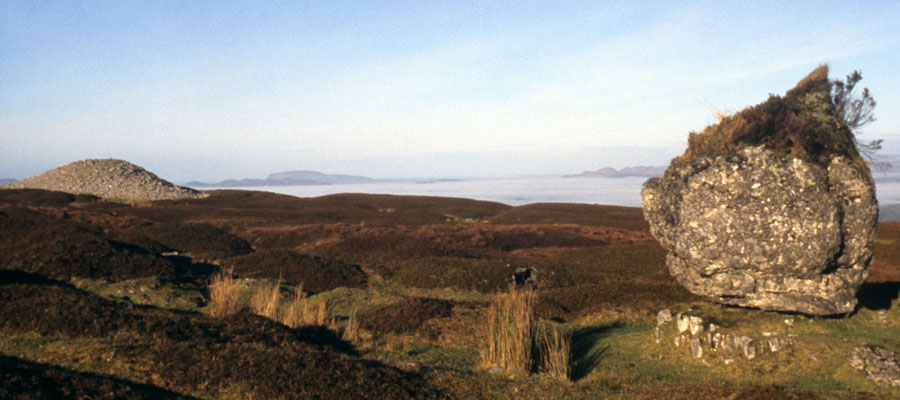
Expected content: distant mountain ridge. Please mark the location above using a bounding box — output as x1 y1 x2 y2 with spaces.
0 178 16 185
267 170 375 184
573 166 666 178
188 170 375 187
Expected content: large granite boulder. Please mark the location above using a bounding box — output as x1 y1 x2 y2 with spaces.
641 66 878 315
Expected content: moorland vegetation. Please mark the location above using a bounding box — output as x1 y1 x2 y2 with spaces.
1 188 898 398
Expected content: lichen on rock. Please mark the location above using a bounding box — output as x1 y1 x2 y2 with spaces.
641 66 878 315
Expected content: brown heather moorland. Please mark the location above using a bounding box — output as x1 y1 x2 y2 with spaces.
1 188 899 399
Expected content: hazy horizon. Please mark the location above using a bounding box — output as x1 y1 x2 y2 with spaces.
3 1 899 182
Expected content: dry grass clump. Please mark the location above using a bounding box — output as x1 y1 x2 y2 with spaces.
211 277 360 340
209 267 241 317
480 284 537 376
281 284 360 342
536 321 571 381
480 284 572 379
342 308 360 342
282 284 328 328
250 279 282 320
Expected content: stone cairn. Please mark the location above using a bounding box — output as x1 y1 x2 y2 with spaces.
655 309 793 364
3 158 205 202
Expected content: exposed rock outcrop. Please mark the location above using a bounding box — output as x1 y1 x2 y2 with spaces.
641 66 878 315
3 159 205 202
849 344 900 388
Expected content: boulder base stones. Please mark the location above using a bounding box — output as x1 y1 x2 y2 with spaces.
641 66 877 316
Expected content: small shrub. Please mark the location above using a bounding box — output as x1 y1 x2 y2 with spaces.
250 279 282 320
479 284 536 376
209 267 241 317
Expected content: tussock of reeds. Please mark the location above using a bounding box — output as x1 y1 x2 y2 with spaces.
536 322 571 381
212 277 361 342
250 279 282 320
341 308 359 342
480 284 571 379
209 267 241 317
480 284 536 376
282 284 328 328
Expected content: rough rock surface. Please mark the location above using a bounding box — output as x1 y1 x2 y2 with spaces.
643 146 876 315
849 344 900 388
2 159 205 202
641 67 878 315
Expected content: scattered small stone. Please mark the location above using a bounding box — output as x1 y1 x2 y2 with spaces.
734 336 755 360
745 344 757 360
658 309 672 325
723 358 734 366
488 366 503 374
655 326 661 344
784 318 794 326
676 313 690 334
711 333 722 351
721 343 733 355
690 338 703 359
709 323 718 333
876 310 889 324
768 338 783 352
689 316 704 336
848 344 900 388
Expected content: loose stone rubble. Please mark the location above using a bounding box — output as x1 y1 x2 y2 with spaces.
656 309 794 365
848 344 900 388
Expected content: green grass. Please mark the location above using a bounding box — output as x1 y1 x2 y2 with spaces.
69 277 207 312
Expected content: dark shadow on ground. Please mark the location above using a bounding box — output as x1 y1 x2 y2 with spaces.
857 282 900 310
569 323 620 381
0 269 70 287
0 355 198 400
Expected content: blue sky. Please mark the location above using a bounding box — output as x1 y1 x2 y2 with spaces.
2 1 899 181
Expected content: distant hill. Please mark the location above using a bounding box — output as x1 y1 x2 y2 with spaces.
0 178 16 185
188 170 375 187
187 178 324 187
880 204 900 222
573 166 665 178
267 170 375 184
